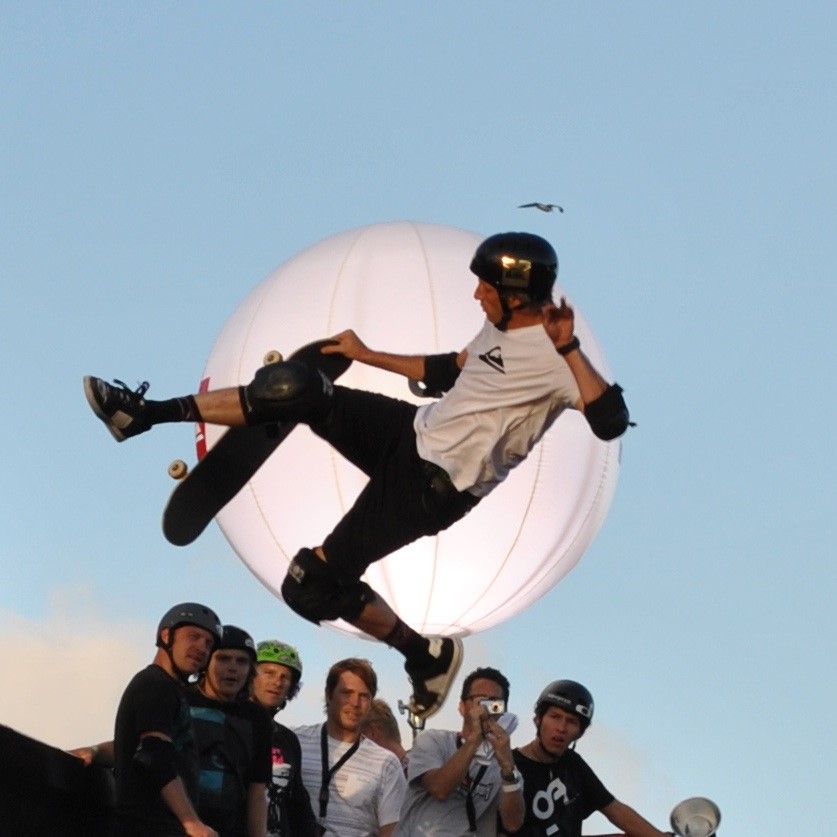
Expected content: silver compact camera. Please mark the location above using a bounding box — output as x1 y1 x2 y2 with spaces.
480 698 506 715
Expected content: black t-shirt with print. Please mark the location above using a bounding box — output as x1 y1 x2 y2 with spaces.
506 748 614 837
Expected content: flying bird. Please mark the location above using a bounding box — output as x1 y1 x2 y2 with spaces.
518 202 564 213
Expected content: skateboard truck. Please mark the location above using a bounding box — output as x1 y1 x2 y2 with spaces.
397 699 426 741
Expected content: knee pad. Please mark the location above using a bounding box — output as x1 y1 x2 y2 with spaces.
133 736 178 792
281 548 374 625
242 360 334 425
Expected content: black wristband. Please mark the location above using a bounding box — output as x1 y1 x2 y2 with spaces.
556 336 580 356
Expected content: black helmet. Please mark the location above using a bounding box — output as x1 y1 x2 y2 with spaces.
156 602 223 649
535 680 594 732
216 625 257 662
470 232 558 304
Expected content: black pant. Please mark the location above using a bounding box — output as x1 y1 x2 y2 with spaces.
312 386 479 582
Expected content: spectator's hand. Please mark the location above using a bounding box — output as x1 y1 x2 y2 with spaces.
541 297 576 349
462 704 488 746
183 820 219 837
67 746 96 767
483 716 514 768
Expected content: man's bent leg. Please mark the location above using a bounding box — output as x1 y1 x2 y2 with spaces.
353 595 464 722
84 358 332 442
280 547 462 721
280 548 375 625
242 360 334 426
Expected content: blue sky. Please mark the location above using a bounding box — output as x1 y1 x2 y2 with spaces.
2 3 835 834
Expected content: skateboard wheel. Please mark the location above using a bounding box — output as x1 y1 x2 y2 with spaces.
168 459 188 480
263 350 283 365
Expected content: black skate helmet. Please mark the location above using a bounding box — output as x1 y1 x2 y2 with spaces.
216 625 257 662
470 232 558 305
535 679 594 733
156 602 223 649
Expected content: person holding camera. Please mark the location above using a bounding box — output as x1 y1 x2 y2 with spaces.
395 667 524 836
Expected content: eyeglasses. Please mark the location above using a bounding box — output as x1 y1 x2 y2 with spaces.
464 693 504 702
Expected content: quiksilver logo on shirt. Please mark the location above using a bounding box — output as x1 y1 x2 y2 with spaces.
478 346 505 373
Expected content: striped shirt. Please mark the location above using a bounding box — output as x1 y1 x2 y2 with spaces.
294 723 407 837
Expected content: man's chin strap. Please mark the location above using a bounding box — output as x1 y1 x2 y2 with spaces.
496 293 533 332
496 295 515 331
162 628 194 684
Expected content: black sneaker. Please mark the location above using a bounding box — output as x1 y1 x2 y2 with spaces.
405 636 463 721
83 376 151 442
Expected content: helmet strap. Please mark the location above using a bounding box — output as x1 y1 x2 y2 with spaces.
162 627 194 685
495 296 513 332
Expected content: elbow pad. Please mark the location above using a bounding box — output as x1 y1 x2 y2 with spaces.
422 352 461 396
133 736 178 791
584 384 632 441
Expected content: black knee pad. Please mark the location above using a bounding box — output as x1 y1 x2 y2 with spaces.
133 737 178 792
243 360 334 425
281 548 374 625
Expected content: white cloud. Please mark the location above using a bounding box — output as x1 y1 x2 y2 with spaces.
580 723 678 831
0 586 148 750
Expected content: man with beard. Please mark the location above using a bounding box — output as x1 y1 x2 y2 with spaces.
396 667 523 837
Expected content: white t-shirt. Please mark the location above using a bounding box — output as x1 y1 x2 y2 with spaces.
294 723 407 837
395 728 503 837
414 320 580 496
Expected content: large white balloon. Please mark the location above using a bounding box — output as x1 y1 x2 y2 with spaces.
198 222 621 637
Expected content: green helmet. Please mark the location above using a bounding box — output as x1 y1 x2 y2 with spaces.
256 640 302 703
256 640 302 676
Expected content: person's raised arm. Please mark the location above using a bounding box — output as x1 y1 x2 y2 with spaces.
420 710 484 801
542 299 631 440
485 717 524 833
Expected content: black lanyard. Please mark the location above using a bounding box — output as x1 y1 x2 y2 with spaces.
457 734 488 834
319 723 361 822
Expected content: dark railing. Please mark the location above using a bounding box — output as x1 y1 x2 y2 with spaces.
0 724 115 836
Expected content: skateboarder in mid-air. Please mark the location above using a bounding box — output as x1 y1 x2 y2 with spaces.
84 232 631 720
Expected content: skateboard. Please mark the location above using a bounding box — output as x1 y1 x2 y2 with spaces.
162 339 351 546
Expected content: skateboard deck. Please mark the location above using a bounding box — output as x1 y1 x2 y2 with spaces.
162 339 351 546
